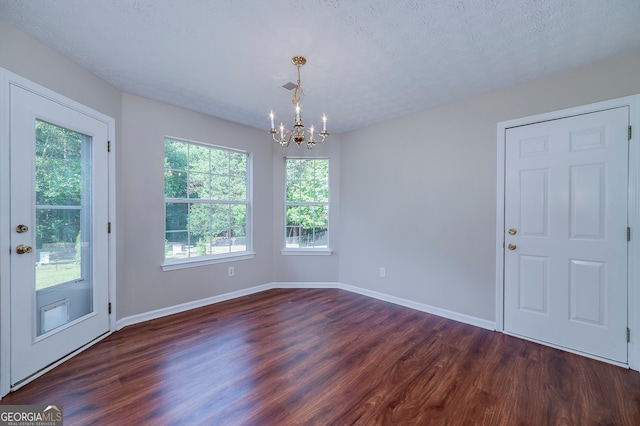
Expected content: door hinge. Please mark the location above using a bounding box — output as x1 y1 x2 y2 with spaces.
627 327 631 343
629 126 633 141
108 302 112 315
628 227 631 241
107 140 111 152
108 222 111 233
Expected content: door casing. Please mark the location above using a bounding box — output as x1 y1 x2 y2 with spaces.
496 94 640 371
0 68 117 397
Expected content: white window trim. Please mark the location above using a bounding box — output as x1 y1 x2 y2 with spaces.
280 248 332 256
163 137 253 270
162 252 255 271
283 157 331 253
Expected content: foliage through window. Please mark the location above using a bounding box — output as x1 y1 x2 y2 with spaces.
164 138 250 262
285 158 329 249
35 120 89 289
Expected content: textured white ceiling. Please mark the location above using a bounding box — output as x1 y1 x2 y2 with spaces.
1 0 640 134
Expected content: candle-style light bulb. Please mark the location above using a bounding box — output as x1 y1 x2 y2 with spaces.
295 104 301 122
270 111 275 128
309 125 314 136
280 123 284 139
322 114 327 131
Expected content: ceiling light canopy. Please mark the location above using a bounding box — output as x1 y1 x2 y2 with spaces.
270 56 329 149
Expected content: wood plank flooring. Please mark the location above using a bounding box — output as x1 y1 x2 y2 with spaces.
1 288 639 425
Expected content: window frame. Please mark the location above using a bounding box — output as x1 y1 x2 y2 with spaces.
162 136 254 271
281 157 332 255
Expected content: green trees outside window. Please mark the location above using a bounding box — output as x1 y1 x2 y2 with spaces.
285 158 329 249
164 138 250 261
35 120 88 289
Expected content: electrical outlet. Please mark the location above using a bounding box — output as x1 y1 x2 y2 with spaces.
379 267 386 278
228 266 235 277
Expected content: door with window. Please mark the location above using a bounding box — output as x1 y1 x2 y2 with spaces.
9 84 111 387
503 107 628 363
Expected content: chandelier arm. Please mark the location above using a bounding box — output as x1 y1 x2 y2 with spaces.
271 127 292 148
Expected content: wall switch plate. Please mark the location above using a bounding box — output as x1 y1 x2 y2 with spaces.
380 267 386 278
228 266 235 277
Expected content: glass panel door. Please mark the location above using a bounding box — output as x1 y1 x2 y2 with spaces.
10 83 111 388
35 120 93 336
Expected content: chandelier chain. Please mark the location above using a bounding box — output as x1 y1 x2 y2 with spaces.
292 63 303 105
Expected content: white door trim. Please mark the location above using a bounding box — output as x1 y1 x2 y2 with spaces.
496 94 640 371
0 68 117 396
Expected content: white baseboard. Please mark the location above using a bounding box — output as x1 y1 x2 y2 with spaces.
117 282 495 332
115 283 273 330
333 283 496 330
272 281 339 289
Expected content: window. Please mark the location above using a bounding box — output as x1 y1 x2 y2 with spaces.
35 119 91 290
284 158 329 251
164 138 251 267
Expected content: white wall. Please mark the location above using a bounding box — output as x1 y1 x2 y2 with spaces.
339 50 640 322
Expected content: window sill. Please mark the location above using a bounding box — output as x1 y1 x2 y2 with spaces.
162 252 255 271
280 249 333 256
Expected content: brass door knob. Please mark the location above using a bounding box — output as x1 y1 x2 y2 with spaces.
508 243 517 251
16 224 29 233
508 228 517 235
16 244 33 254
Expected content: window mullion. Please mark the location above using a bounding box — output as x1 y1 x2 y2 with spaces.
166 198 247 205
285 201 329 207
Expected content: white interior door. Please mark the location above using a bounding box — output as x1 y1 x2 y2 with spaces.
504 107 629 363
10 84 110 387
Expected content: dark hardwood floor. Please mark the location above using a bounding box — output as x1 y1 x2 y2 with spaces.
1 288 639 425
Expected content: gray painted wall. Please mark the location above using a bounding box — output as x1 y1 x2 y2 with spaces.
2 18 640 324
120 93 275 316
1 18 339 321
0 19 126 318
339 51 640 322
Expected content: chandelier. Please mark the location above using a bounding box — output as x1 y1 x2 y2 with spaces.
269 56 329 149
